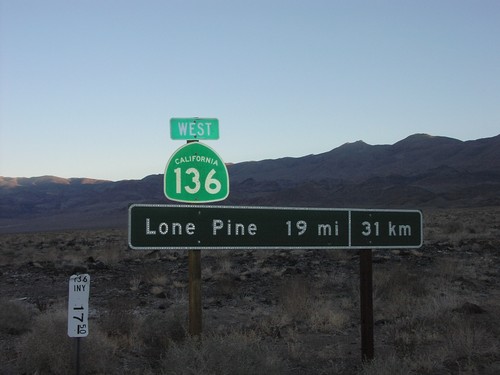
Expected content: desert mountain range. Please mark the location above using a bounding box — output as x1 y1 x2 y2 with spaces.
1 133 499 233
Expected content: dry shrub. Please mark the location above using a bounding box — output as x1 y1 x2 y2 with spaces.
0 299 33 335
214 273 239 297
387 317 428 358
99 301 139 348
433 257 465 281
129 275 142 291
386 295 454 354
442 318 499 365
150 273 169 286
442 220 464 235
279 277 312 321
139 310 186 352
277 277 349 333
218 257 234 274
382 297 500 373
373 265 429 318
375 265 428 301
17 309 116 375
209 256 240 296
359 353 411 375
159 331 288 375
308 300 349 333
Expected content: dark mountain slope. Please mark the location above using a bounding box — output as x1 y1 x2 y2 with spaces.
1 133 499 232
229 134 500 184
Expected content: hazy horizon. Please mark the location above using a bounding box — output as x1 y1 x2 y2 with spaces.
1 132 498 181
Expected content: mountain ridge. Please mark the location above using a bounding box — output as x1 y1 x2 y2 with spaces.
1 133 499 233
0 176 110 188
228 133 500 183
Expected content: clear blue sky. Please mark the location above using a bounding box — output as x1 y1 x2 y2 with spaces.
1 0 499 181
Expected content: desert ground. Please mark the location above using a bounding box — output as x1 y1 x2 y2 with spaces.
1 206 499 374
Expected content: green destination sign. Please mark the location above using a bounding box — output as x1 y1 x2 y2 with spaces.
128 205 423 250
164 142 229 203
170 118 219 140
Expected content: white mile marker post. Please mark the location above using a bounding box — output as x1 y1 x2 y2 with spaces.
67 274 90 375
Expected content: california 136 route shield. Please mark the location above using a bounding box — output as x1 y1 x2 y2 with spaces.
164 142 229 203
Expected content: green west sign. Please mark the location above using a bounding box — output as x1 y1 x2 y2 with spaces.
164 142 229 203
129 204 423 250
170 118 219 140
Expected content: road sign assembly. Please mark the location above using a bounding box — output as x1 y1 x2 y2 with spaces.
134 115 425 359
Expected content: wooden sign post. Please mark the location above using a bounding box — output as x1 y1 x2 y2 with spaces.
188 249 202 336
360 249 374 361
